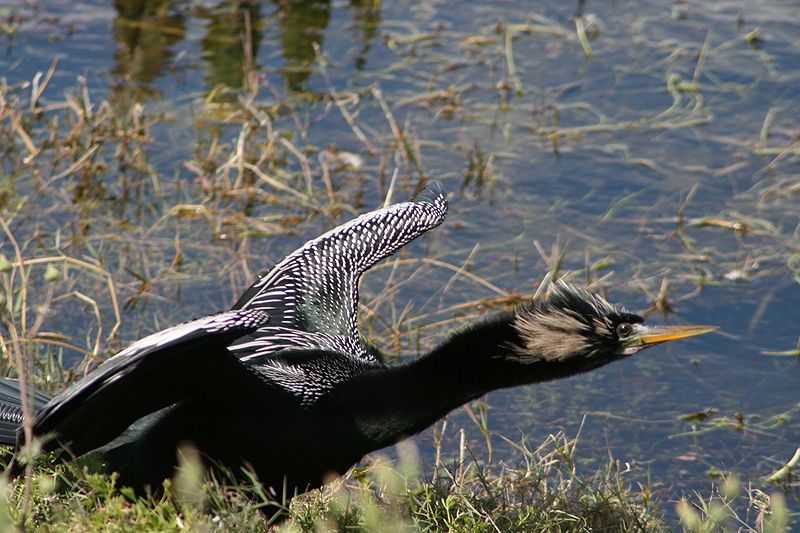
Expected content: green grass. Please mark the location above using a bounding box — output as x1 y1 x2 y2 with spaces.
2 432 791 531
2 433 665 532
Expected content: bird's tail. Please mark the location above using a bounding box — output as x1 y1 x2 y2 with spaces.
0 378 51 446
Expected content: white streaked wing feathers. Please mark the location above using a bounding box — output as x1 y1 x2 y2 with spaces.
229 185 447 362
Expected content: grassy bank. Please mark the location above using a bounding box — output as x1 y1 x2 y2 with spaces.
2 431 790 531
3 433 664 531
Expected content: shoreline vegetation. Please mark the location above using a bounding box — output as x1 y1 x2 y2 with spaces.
1 1 799 530
0 431 789 531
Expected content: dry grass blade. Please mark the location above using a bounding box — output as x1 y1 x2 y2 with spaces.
0 216 35 515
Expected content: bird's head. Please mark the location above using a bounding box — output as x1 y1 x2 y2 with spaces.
511 281 714 365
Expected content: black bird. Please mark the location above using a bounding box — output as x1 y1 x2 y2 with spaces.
0 184 714 502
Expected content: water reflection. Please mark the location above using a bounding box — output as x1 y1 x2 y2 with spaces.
113 0 186 98
349 0 381 70
273 0 330 91
201 1 262 90
110 0 383 98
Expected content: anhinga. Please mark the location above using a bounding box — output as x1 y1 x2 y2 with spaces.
0 183 714 500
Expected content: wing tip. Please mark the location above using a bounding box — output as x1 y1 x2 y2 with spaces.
414 181 447 215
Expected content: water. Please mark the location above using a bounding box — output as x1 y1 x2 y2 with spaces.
1 0 799 521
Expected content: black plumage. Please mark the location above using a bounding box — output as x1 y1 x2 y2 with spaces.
0 183 713 503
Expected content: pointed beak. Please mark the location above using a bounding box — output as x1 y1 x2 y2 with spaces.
632 324 717 347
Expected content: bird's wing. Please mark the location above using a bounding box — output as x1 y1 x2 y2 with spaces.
31 309 269 458
251 348 379 407
229 183 448 363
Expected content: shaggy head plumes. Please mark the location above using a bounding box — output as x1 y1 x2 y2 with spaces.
512 281 644 363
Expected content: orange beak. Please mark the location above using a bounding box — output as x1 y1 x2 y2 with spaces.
634 324 717 346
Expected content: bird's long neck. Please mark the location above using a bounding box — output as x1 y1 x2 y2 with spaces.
325 311 609 450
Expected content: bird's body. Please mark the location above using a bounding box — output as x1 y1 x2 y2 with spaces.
100 362 361 494
0 183 713 502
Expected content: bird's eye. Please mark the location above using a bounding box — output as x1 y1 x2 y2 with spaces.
616 323 632 338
